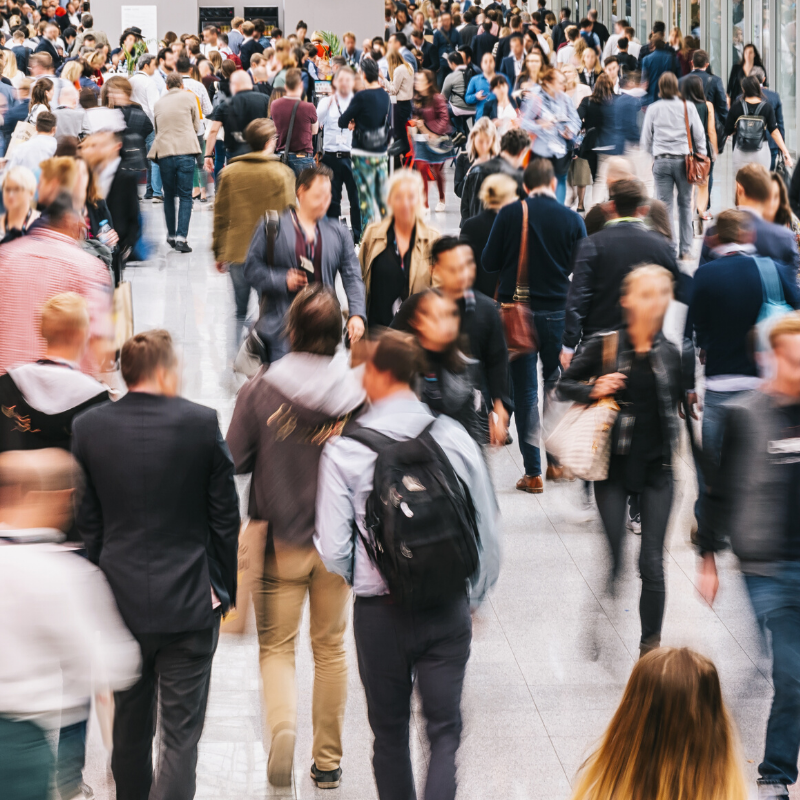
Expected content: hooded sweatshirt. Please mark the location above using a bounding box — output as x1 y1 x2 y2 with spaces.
0 360 109 453
227 351 366 548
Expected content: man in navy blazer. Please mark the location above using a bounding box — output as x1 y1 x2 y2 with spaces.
499 33 525 87
482 157 586 493
472 22 498 67
700 163 799 272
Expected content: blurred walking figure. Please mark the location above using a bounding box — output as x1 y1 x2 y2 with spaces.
559 265 694 655
72 330 241 800
0 449 141 800
571 648 746 800
315 332 500 800
227 286 366 790
698 312 800 800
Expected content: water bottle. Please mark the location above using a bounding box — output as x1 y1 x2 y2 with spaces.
98 219 112 246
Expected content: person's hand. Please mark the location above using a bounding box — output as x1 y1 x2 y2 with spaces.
589 372 626 399
476 90 486 100
697 552 719 606
680 391 699 420
489 402 509 446
348 120 356 131
785 152 794 169
286 269 308 292
203 155 215 172
562 128 573 139
539 118 554 129
559 349 573 370
104 228 119 247
347 315 365 344
699 349 707 365
215 261 228 274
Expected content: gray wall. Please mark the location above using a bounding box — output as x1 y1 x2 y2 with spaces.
90 1 383 49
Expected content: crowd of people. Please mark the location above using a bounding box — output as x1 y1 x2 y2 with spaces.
2 3 800 800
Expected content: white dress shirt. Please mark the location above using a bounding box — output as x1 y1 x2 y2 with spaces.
317 92 354 152
129 70 160 124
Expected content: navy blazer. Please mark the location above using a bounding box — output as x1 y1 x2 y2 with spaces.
642 47 679 105
680 69 728 141
472 31 499 65
499 55 521 88
764 88 784 156
700 213 800 274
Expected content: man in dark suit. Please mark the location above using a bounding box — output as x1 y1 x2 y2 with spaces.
73 330 240 800
34 21 62 69
499 33 525 87
551 7 573 49
679 49 727 144
494 14 523 67
700 163 800 271
472 21 498 67
410 29 435 70
459 7 480 49
432 10 462 87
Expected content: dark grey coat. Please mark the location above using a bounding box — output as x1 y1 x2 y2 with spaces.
243 209 367 360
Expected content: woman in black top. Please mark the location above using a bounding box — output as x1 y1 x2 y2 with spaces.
577 73 615 181
559 265 692 657
727 43 764 104
101 75 153 170
680 75 717 221
725 75 793 173
338 58 392 238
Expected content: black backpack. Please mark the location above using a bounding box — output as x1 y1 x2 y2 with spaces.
736 101 766 152
344 421 481 610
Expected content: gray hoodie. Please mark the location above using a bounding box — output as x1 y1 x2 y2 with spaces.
226 352 366 548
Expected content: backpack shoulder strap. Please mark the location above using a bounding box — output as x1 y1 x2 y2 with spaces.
753 256 787 305
341 423 395 453
263 210 280 265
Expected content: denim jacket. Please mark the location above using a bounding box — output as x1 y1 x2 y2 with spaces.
520 87 581 158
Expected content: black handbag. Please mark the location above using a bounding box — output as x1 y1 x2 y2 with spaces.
353 114 390 151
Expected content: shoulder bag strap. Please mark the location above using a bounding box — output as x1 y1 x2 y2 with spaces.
341 424 395 452
682 99 694 157
753 256 787 306
281 98 301 163
514 200 529 302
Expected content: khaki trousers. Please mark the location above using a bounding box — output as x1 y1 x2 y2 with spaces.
253 544 350 771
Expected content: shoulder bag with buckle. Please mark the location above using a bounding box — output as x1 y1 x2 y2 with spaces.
280 98 301 165
495 200 538 360
683 100 711 186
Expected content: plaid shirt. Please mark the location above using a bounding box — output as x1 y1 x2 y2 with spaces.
0 227 113 375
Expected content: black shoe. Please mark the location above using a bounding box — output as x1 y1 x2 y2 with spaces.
166 236 176 249
144 191 153 200
310 763 341 789
173 240 192 253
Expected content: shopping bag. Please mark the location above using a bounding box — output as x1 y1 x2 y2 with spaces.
5 119 35 157
220 519 267 635
113 281 133 353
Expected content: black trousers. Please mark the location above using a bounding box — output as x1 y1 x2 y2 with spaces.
111 619 220 800
353 594 471 800
322 151 362 243
594 460 673 646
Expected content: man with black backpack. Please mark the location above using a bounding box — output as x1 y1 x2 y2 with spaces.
315 332 500 800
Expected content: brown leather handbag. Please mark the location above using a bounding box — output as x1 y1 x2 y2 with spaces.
496 200 538 360
683 100 711 186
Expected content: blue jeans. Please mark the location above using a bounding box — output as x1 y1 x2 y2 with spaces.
508 310 565 476
146 131 162 198
555 172 567 204
159 154 194 239
57 719 87 799
214 140 226 184
287 153 315 178
745 562 800 786
693 389 748 524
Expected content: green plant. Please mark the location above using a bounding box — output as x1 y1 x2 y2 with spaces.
122 39 147 75
318 30 342 57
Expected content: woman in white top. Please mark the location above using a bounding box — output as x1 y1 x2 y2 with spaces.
28 78 53 123
385 51 414 157
488 76 518 135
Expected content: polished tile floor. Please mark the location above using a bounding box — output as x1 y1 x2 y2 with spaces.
84 153 791 800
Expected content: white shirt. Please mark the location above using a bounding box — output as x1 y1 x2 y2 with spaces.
199 41 220 56
181 75 213 134
8 134 57 173
317 92 354 152
557 43 575 65
603 32 621 59
512 55 524 75
628 40 642 59
129 71 160 124
97 156 121 199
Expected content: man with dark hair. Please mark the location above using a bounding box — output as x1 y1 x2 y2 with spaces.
494 13 522 67
432 10 462 87
315 329 500 800
244 165 366 362
227 285 365 790
602 17 628 58
72 328 240 800
459 7 480 49
562 178 685 363
579 17 601 53
8 109 57 172
471 19 497 65
614 37 638 73
551 6 572 49
499 32 525 86
460 128 527 223
679 49 727 167
641 33 679 105
71 13 109 55
213 117 295 361
392 235 512 447
637 20 667 68
483 158 586 490
35 21 62 69
270 67 319 177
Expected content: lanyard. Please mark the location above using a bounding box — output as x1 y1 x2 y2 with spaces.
291 209 318 261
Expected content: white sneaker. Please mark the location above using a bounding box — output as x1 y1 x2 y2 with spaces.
435 200 446 213
423 206 431 218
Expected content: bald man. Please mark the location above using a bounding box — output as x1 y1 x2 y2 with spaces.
204 69 272 167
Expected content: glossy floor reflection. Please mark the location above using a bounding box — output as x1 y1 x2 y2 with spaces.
84 152 791 800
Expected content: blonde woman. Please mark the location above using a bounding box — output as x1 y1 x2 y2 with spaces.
454 116 499 197
579 47 601 89
0 165 39 243
461 172 518 297
386 50 413 156
571 35 588 69
571 648 746 800
359 168 439 328
2 49 17 83
61 60 83 90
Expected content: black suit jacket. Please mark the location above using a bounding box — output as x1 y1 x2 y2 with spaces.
106 167 141 256
680 68 728 145
73 393 240 635
35 38 62 69
472 32 499 65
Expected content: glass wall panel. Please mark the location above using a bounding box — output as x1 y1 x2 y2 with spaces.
777 0 797 151
761 0 770 83
708 0 723 77
691 0 700 38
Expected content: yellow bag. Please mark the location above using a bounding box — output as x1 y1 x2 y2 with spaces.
113 281 134 352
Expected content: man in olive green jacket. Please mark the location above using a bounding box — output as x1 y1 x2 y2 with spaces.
212 118 296 354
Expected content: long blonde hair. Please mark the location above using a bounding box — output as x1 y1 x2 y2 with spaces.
571 648 747 800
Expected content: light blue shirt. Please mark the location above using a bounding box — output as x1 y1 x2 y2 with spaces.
520 86 581 158
466 72 509 120
315 394 501 605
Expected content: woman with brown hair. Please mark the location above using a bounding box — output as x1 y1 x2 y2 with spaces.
579 47 602 89
577 73 616 192
28 77 53 122
765 172 800 248
571 648 746 800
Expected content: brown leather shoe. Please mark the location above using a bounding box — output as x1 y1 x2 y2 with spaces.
545 464 575 482
516 475 543 493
